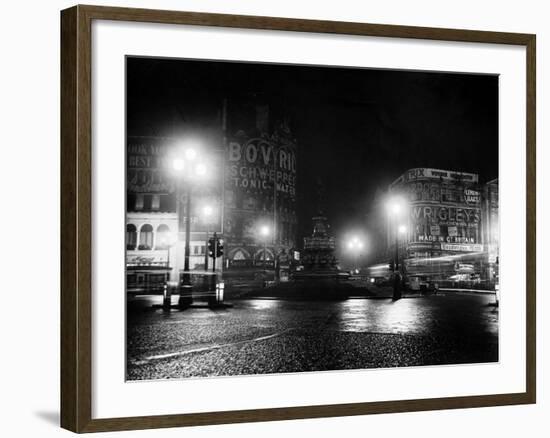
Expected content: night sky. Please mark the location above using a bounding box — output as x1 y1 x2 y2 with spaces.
127 56 498 250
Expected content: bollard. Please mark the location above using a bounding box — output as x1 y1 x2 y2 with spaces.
162 282 171 310
207 274 220 308
216 281 224 303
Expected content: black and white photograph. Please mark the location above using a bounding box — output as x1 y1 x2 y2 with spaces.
125 56 499 381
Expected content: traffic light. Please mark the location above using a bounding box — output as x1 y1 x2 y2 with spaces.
208 236 224 258
208 237 215 257
216 238 224 258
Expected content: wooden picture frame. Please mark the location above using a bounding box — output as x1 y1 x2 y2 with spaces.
61 4 536 433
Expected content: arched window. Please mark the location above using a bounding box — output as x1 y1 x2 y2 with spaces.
138 224 153 250
256 248 273 261
232 249 247 260
155 224 171 249
126 224 137 250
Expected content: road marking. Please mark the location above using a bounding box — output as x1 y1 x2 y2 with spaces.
134 329 294 364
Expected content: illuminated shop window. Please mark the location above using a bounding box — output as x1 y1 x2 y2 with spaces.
232 249 247 260
152 194 160 210
192 245 206 255
135 194 144 210
138 224 153 250
126 224 137 250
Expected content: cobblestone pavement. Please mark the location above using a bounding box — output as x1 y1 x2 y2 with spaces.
126 292 498 380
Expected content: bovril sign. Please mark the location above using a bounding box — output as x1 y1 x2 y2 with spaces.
227 138 297 197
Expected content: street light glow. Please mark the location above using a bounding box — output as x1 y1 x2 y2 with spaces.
158 231 175 247
398 224 407 234
172 158 185 172
202 205 213 217
347 237 364 251
194 163 207 177
388 201 402 215
387 196 406 216
184 148 197 161
260 225 270 237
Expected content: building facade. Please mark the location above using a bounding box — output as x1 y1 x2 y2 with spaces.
223 116 298 270
481 178 499 282
388 168 498 285
125 103 298 290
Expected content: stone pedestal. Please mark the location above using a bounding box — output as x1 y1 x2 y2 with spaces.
292 215 350 299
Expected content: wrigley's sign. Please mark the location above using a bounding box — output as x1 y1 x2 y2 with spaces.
411 205 481 224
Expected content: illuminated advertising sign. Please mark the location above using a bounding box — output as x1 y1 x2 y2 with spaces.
464 188 481 205
409 205 481 246
127 140 173 193
226 137 297 199
127 137 224 233
390 168 493 255
126 250 168 265
442 244 484 252
416 235 478 244
223 130 298 247
411 206 481 225
391 167 479 186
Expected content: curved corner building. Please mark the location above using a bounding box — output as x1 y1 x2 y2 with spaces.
388 168 498 284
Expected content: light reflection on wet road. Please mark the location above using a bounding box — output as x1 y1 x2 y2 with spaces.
127 293 498 380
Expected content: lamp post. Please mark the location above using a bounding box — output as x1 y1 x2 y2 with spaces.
396 224 407 271
202 205 213 271
158 232 175 310
260 225 270 274
172 147 208 308
158 232 176 272
347 236 364 274
387 197 407 300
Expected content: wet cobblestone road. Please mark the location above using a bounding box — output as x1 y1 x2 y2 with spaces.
126 293 498 380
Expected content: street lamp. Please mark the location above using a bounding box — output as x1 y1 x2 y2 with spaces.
184 147 197 161
172 158 185 172
347 236 364 274
387 197 405 217
172 149 209 308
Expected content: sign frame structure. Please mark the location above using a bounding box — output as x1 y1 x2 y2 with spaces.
60 4 536 433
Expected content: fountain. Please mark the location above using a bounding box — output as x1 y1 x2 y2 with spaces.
292 214 350 297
